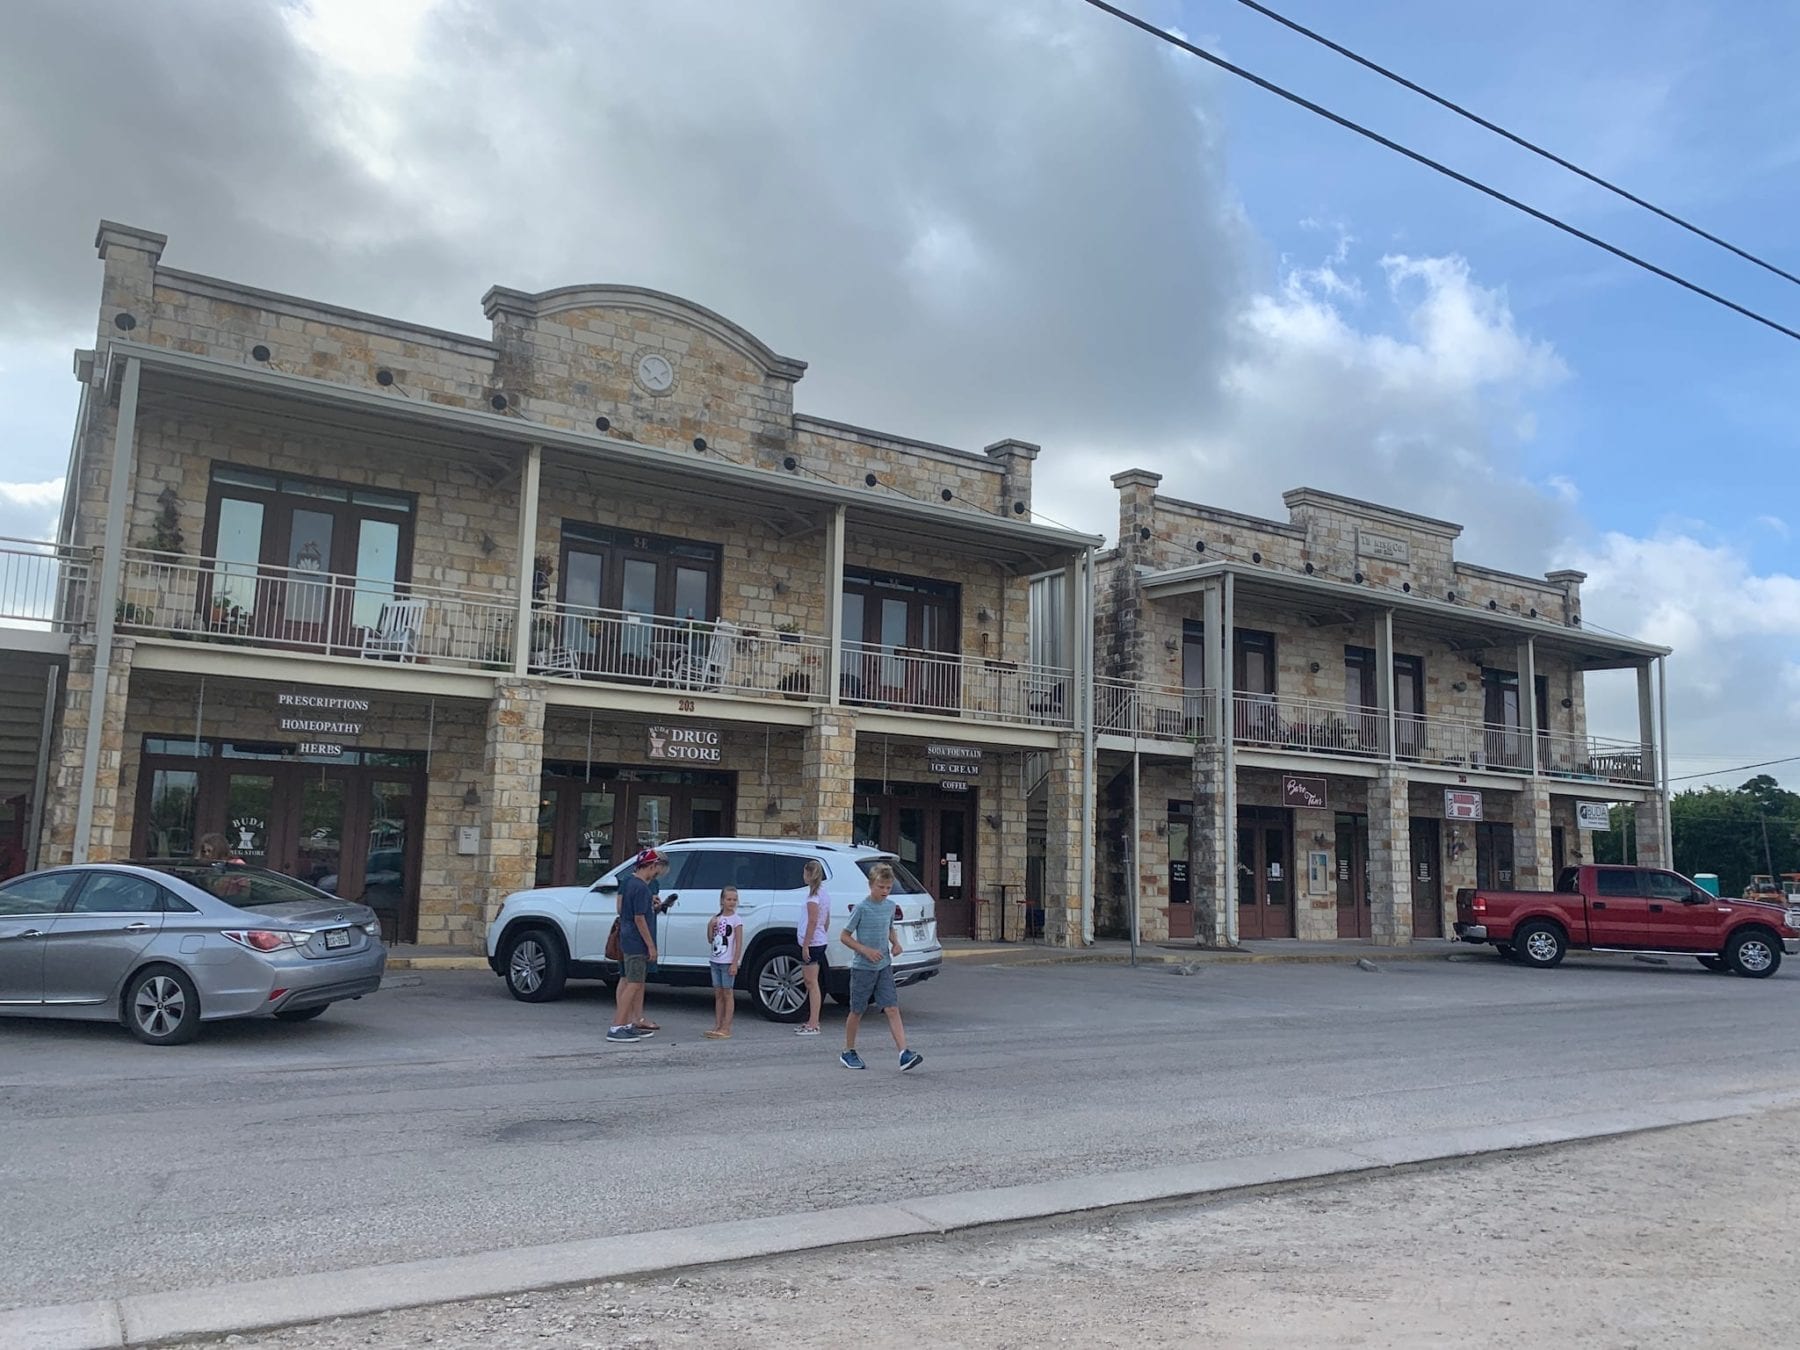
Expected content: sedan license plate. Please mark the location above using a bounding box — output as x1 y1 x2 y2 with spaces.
324 928 352 950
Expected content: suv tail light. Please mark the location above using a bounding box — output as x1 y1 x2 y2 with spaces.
222 929 304 953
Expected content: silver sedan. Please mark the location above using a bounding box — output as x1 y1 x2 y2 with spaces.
0 862 386 1045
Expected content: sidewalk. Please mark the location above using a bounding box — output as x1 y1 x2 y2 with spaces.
386 938 1462 971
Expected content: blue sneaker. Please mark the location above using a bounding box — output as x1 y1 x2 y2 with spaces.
899 1049 923 1072
606 1027 642 1044
839 1050 866 1070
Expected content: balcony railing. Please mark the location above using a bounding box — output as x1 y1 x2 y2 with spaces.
116 548 516 670
1541 729 1655 786
1096 677 1216 742
1234 693 1389 758
841 641 1074 728
0 536 90 632
527 602 833 702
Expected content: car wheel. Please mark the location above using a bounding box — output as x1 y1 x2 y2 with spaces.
504 928 568 1002
273 1006 328 1022
123 966 202 1046
750 944 809 1023
1724 930 1782 979
1494 943 1514 960
1513 921 1566 969
1696 955 1728 973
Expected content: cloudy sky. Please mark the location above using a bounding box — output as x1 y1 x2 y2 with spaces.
3 0 1798 783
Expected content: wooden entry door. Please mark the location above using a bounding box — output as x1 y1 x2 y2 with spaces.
1166 801 1194 940
853 790 977 938
1475 822 1515 889
1410 817 1443 938
1335 812 1370 939
1236 807 1293 939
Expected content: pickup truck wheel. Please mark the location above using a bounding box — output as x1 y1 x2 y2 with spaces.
503 928 568 1002
1514 922 1567 969
1696 955 1728 973
749 944 809 1023
1724 930 1782 979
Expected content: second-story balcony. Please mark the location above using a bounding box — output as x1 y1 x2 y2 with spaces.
116 547 517 671
1 535 91 639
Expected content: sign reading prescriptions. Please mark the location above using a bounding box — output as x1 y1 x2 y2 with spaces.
1576 801 1611 831
1444 789 1484 821
277 690 367 757
647 724 723 764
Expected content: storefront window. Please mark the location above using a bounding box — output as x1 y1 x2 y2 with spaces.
574 790 615 886
224 773 274 868
294 776 345 890
144 769 198 859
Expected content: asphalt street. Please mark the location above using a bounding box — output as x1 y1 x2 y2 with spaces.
4 950 1799 1312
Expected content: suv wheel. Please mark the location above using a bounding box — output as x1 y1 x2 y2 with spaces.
1513 921 1567 969
1724 930 1782 979
749 944 809 1023
123 966 203 1045
504 928 568 1002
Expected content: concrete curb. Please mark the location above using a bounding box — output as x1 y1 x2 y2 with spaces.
388 947 1459 972
9 1086 1799 1350
384 956 491 971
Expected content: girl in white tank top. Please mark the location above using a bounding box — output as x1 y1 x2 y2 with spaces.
796 860 830 1035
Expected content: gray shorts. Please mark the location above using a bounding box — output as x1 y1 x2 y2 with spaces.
620 954 648 984
848 963 898 1013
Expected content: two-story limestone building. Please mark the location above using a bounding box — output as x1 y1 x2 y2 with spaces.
3 222 1099 951
1091 470 1672 945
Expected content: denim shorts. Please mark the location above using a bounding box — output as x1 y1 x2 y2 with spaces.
619 954 648 984
709 962 735 989
847 963 898 1013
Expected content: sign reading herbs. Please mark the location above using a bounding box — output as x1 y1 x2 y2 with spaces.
276 691 369 758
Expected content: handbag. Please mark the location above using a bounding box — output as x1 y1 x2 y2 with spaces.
604 918 623 963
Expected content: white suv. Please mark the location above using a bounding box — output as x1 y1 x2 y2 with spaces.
485 838 944 1021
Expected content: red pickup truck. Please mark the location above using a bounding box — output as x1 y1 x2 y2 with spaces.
1456 863 1800 978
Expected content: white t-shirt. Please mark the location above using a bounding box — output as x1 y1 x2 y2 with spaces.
797 889 832 947
710 913 743 963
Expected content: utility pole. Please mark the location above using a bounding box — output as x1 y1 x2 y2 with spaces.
1760 815 1775 877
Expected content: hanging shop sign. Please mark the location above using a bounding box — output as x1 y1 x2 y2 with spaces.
1576 801 1611 832
647 724 723 764
927 742 983 792
1444 789 1484 821
1281 775 1328 809
276 690 368 757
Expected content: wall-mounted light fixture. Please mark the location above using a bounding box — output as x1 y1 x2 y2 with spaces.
764 798 781 817
1313 831 1327 846
984 813 1002 831
1164 636 1178 652
976 606 991 622
774 579 789 596
1451 681 1467 693
1560 697 1573 709
1154 821 1168 838
462 784 482 808
479 532 497 556
1308 661 1321 674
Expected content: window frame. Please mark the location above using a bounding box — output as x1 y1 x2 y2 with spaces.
557 522 722 621
202 463 417 586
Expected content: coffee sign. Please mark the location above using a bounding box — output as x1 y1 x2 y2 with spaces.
276 690 368 757
647 724 722 764
1281 775 1328 809
928 742 982 791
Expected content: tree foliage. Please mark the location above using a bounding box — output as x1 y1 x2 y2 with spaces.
1590 775 1800 898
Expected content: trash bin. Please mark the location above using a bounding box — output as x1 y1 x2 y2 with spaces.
1694 873 1721 897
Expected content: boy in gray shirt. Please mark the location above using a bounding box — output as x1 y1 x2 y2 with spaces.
838 863 923 1072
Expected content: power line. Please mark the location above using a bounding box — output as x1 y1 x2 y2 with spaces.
1226 0 1800 290
1669 754 1800 783
1077 0 1800 345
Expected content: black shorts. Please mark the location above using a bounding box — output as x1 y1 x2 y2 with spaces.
802 945 828 968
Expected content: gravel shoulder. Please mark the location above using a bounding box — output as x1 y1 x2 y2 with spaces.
172 1104 1800 1350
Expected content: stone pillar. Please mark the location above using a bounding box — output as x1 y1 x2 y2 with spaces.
1368 769 1412 946
94 222 165 347
39 638 134 865
1633 798 1671 869
801 707 857 843
1044 732 1086 947
1515 783 1556 890
477 681 545 942
1187 743 1230 945
984 438 1040 516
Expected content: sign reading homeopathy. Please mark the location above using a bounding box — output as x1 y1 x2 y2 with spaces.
276 690 368 757
647 724 723 764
